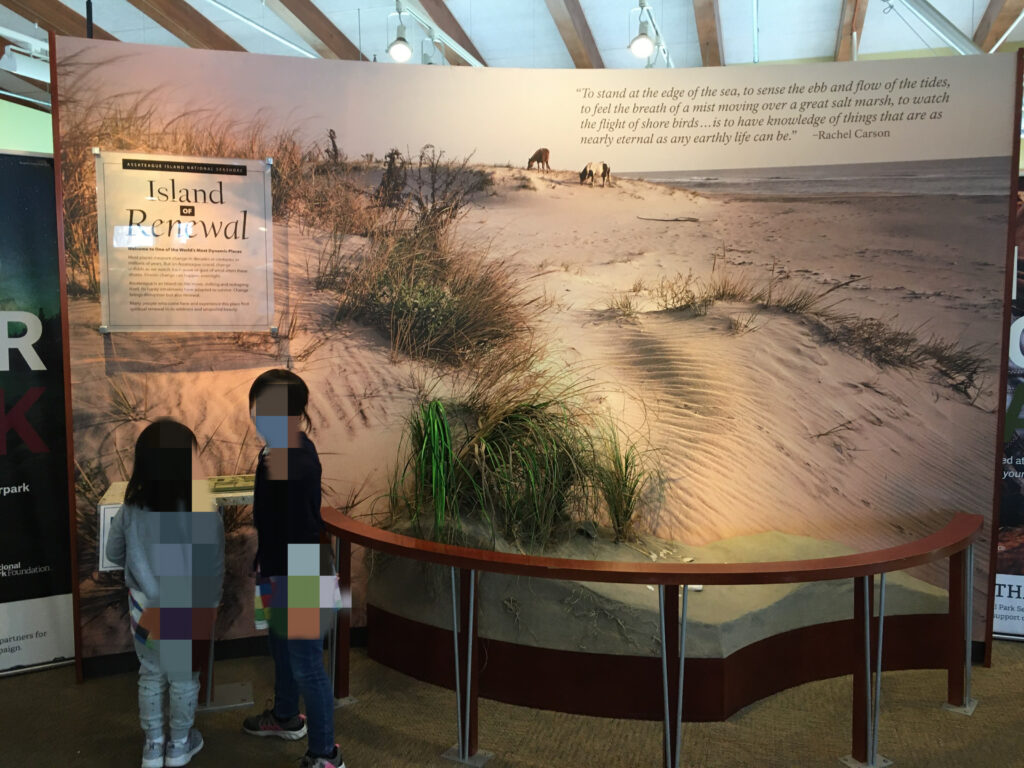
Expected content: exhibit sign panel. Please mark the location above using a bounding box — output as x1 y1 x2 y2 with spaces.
94 151 274 333
0 153 74 673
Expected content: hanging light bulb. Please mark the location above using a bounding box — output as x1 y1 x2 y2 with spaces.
389 23 412 62
630 19 654 59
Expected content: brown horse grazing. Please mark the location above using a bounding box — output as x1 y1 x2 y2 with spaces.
527 148 550 170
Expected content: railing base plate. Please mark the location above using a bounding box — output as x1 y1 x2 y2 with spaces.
442 746 493 766
840 755 892 768
195 681 253 713
942 698 977 716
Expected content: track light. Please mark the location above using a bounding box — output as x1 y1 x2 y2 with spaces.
0 48 49 82
629 2 673 67
422 36 441 65
388 23 412 62
385 0 482 66
630 20 654 58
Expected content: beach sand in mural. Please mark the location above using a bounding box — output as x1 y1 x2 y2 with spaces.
70 161 1008 656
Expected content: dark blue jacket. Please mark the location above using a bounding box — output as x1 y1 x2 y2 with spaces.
252 433 323 577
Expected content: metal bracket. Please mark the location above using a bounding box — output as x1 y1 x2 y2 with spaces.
942 698 978 716
334 696 357 709
442 746 493 766
195 681 253 713
840 754 892 768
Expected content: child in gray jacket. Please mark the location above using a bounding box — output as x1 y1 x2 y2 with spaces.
106 419 224 768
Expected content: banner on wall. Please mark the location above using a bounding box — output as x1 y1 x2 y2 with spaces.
0 152 74 673
94 150 274 333
997 231 1024 637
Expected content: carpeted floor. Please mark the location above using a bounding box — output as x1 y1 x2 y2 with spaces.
3 641 1023 767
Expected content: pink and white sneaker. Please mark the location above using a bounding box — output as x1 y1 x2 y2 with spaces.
241 708 307 740
299 744 345 768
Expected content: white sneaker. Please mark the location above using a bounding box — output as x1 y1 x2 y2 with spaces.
164 728 203 767
141 737 164 768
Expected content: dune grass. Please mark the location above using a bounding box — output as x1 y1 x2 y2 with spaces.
606 292 640 320
333 218 536 365
391 347 662 549
592 421 659 543
651 267 988 397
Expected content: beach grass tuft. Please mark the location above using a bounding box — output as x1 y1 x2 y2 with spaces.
606 292 640 320
728 311 762 335
592 421 659 542
820 315 924 368
917 337 988 395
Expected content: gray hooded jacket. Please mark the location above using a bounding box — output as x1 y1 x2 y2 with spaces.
106 505 224 609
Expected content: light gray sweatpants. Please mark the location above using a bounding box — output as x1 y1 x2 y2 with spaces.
134 637 200 742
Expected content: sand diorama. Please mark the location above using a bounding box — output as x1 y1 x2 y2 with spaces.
56 54 1009 669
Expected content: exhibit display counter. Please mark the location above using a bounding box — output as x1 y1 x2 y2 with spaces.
322 507 981 768
96 475 255 572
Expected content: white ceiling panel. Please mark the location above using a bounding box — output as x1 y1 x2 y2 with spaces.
55 0 186 46
445 0 573 68
719 0 754 65
0 7 52 45
755 0 843 62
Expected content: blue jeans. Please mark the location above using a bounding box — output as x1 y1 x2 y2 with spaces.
268 632 334 756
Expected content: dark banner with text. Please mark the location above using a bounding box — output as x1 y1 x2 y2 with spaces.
998 232 1024 637
0 153 74 673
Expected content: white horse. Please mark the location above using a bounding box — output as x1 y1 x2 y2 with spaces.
579 161 610 187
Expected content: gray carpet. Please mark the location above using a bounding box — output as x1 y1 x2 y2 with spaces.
3 641 1023 767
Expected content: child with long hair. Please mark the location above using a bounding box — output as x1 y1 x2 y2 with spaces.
241 369 345 768
106 419 224 768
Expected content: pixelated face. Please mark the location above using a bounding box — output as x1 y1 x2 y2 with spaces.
250 385 290 448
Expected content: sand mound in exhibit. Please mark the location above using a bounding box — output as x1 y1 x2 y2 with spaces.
367 522 949 658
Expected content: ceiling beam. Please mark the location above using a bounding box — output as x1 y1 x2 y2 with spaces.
693 0 724 66
974 0 1024 50
544 0 603 68
415 0 487 66
264 0 361 59
123 0 245 51
0 0 117 40
835 0 869 61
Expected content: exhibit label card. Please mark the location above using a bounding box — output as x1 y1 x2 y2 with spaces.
94 151 274 333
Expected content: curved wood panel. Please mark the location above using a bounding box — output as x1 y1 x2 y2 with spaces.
367 605 953 721
322 507 982 585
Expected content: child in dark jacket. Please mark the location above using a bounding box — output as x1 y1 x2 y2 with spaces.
106 419 224 768
241 369 345 768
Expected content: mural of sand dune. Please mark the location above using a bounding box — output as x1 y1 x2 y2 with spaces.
65 158 1008 654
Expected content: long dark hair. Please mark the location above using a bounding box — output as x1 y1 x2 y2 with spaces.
248 369 312 430
124 419 198 512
